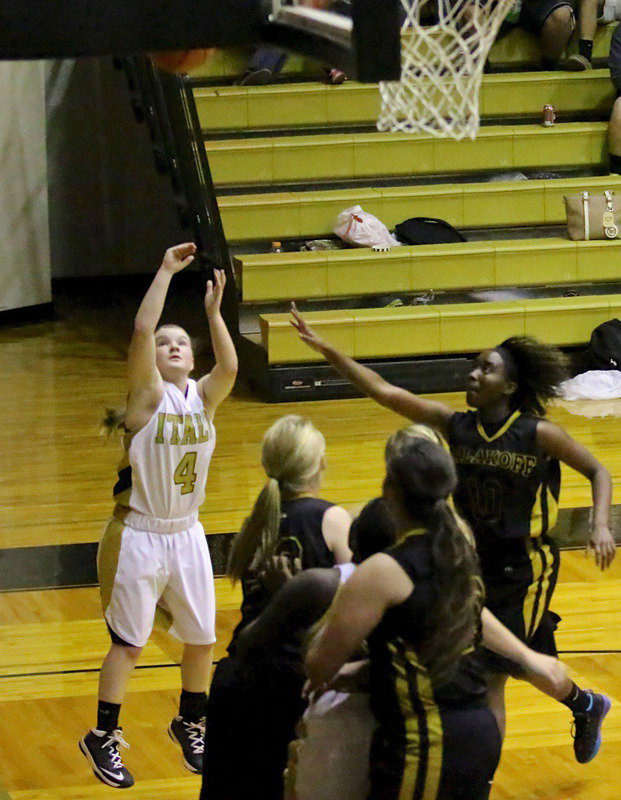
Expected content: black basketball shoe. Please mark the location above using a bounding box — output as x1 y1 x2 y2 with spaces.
79 728 134 788
168 715 205 773
572 692 612 763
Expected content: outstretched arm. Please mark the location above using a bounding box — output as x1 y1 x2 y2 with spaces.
126 243 196 430
290 303 454 435
537 420 616 570
197 269 238 418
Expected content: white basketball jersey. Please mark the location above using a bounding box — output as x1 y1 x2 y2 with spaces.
114 379 216 521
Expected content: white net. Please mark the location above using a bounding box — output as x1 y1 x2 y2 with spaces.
378 0 516 139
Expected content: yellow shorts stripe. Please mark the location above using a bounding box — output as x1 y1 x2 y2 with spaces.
392 643 443 800
530 540 555 638
417 671 443 800
97 518 124 614
523 538 541 639
395 656 420 800
524 538 555 640
154 603 174 633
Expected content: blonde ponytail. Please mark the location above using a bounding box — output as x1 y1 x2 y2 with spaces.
227 478 281 582
227 415 326 583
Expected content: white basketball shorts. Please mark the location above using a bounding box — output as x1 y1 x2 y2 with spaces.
98 517 216 648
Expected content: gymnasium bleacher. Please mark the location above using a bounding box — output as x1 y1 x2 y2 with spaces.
186 23 621 400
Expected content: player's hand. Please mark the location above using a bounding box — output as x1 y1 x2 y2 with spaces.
204 269 226 318
161 243 196 274
587 522 616 571
302 678 329 701
258 553 302 595
290 302 327 353
328 659 370 693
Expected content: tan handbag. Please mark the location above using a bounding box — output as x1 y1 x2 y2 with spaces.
564 190 621 241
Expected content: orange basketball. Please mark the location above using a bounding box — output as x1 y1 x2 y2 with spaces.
150 48 215 74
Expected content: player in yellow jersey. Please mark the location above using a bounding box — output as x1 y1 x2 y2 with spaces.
80 243 237 788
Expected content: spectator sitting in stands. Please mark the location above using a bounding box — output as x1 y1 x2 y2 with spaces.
608 23 621 172
561 0 598 68
236 0 347 86
503 0 576 70
236 47 289 85
237 47 346 85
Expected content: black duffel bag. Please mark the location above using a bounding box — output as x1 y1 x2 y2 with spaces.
395 217 466 245
587 319 621 370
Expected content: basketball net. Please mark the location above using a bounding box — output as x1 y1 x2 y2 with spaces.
378 0 515 139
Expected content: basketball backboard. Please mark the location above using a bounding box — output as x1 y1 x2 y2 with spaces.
0 0 401 82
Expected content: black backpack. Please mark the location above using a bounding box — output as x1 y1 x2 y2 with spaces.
588 319 621 370
394 217 466 246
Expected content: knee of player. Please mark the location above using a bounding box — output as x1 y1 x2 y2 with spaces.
183 642 214 656
115 641 143 660
544 4 575 32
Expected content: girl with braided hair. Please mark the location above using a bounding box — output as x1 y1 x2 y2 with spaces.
292 305 615 766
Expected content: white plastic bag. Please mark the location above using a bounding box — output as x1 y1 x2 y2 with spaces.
559 370 621 400
333 205 401 249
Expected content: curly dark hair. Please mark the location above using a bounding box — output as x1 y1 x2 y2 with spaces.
496 336 570 417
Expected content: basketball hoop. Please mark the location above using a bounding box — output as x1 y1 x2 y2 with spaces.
378 0 515 139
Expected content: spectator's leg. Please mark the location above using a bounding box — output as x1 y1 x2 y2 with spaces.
236 47 289 85
608 25 621 171
562 0 596 68
540 4 575 66
578 0 597 58
608 97 621 171
248 47 289 74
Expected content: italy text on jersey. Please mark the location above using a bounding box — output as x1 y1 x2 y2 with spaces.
154 412 212 445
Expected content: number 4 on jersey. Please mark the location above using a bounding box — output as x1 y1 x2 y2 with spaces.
174 451 198 495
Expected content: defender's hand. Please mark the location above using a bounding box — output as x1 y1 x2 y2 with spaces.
290 302 327 353
161 243 196 274
258 554 302 596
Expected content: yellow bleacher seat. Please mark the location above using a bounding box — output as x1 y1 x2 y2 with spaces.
207 123 609 186
259 295 621 363
241 238 621 303
221 176 621 245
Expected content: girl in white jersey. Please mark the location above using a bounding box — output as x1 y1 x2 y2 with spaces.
80 243 237 789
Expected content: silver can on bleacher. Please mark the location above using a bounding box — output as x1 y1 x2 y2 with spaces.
542 105 556 126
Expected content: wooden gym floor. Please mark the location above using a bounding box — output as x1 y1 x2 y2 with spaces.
0 305 619 800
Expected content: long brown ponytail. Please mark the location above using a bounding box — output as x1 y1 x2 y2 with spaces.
385 438 483 686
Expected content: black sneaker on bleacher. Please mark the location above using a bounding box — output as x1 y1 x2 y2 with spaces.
168 715 206 774
79 728 134 788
